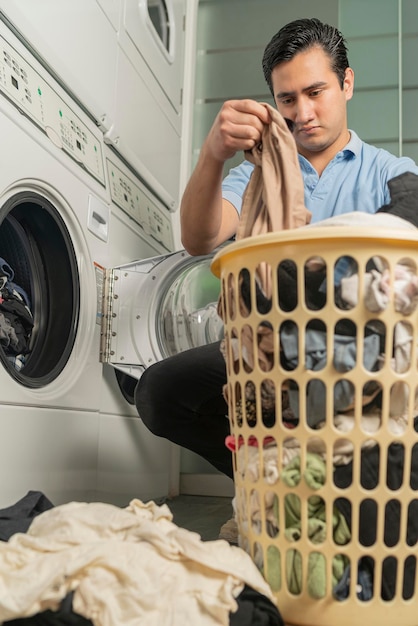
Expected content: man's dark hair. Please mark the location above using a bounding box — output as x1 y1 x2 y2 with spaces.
262 17 349 96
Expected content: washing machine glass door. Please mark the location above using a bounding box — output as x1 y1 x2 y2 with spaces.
101 248 224 380
147 0 171 50
0 191 79 387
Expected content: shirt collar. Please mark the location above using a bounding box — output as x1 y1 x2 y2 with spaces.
344 129 361 157
297 129 360 171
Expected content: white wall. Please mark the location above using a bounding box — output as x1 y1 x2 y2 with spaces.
192 0 338 174
341 0 418 160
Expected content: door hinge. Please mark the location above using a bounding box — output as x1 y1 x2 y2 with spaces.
99 268 117 363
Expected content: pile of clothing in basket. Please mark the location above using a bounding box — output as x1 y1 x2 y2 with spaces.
225 208 418 603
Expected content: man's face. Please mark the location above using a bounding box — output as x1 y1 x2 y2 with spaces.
271 46 354 159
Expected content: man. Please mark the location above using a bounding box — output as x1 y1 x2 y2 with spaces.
135 18 418 484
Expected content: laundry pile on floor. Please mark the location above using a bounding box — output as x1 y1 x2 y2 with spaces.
0 256 33 370
0 491 284 626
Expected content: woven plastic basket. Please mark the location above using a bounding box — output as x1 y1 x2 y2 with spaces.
212 225 418 626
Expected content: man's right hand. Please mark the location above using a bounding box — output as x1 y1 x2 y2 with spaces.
205 99 271 163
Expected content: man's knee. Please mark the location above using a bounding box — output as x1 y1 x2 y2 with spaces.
134 363 168 435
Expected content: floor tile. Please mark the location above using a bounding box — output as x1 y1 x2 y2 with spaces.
164 494 233 541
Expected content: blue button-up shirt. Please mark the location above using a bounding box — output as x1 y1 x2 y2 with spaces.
222 130 418 223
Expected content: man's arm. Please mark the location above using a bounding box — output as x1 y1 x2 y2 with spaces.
180 99 270 255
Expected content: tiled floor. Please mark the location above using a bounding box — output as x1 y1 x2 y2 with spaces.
163 494 233 541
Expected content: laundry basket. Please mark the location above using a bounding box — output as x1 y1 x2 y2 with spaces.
211 224 418 626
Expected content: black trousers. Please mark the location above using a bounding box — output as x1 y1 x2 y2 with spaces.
134 340 234 478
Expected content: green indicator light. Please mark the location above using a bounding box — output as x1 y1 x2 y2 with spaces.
59 109 63 117
37 87 42 96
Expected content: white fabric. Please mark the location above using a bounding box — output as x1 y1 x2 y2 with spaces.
304 210 418 231
0 499 275 626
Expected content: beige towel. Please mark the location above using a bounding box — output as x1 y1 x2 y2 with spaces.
219 103 310 368
237 102 311 245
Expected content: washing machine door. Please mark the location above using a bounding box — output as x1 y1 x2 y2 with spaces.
0 191 80 388
123 0 186 112
101 248 224 380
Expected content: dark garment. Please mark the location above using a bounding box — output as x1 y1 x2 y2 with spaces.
0 490 54 541
334 430 418 601
5 586 283 626
377 171 418 227
4 593 91 626
333 562 373 601
230 585 284 626
0 292 33 355
135 340 233 478
239 263 326 315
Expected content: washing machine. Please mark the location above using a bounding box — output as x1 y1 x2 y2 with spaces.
0 17 115 507
0 0 193 212
0 3 222 508
0 15 204 509
110 0 188 210
96 145 224 504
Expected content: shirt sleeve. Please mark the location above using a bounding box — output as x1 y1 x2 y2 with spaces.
383 155 418 204
222 160 254 215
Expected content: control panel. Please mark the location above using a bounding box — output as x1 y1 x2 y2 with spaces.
106 157 174 252
0 29 105 184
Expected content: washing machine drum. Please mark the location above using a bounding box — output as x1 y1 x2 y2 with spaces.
102 247 225 382
0 191 79 387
